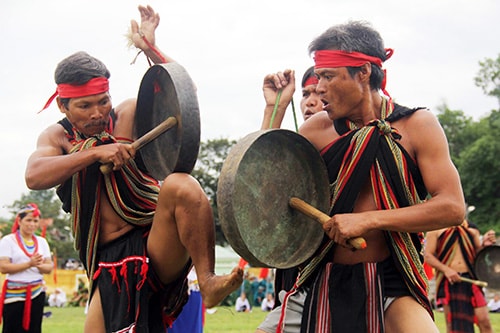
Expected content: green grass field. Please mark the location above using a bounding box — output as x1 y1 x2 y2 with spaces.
1 306 497 332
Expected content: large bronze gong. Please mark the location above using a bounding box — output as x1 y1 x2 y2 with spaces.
474 245 500 290
134 63 200 179
217 129 330 268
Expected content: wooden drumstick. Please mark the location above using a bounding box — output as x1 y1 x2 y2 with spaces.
459 276 488 288
100 116 178 174
289 197 367 250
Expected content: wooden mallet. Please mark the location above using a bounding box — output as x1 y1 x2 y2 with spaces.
99 116 178 174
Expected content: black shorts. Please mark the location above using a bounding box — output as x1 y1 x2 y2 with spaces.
381 256 411 298
94 227 189 333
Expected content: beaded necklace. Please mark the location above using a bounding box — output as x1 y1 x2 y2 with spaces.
15 230 38 257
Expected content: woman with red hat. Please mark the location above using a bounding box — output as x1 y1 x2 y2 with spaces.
0 203 53 333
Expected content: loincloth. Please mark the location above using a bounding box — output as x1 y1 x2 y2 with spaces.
93 227 190 332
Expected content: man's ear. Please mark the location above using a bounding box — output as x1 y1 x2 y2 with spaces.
358 63 372 83
55 97 68 114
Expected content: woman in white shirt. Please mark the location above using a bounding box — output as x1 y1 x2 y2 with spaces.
235 292 251 312
0 203 53 332
488 294 500 313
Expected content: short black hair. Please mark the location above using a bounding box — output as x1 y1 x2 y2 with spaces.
301 66 316 88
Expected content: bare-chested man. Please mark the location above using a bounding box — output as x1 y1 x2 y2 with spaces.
25 5 242 332
256 21 465 333
425 221 495 332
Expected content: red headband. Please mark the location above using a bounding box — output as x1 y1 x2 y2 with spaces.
39 77 109 112
314 49 394 68
303 76 319 87
12 203 41 233
314 49 394 96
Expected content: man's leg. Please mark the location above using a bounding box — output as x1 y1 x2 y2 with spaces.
84 287 105 333
442 304 452 333
384 296 439 333
147 173 243 308
471 284 493 333
474 305 493 333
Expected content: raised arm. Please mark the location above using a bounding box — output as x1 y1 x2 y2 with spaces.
261 69 296 129
481 229 497 248
129 5 175 64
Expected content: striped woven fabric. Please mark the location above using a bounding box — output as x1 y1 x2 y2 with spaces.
435 225 478 332
279 99 432 332
435 225 477 293
3 280 43 303
56 115 160 294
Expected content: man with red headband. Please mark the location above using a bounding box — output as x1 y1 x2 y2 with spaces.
257 21 465 333
425 220 495 332
25 5 242 333
262 66 323 128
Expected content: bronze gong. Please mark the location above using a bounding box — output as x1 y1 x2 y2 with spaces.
217 129 330 268
134 62 200 179
474 245 500 290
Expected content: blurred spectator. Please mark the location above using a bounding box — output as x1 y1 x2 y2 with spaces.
254 285 266 306
235 292 251 312
48 288 67 307
488 294 500 313
63 258 84 270
250 275 260 306
261 293 275 312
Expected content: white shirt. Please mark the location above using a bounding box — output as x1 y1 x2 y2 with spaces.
235 297 251 312
488 298 500 312
261 297 275 311
0 233 51 282
48 289 67 307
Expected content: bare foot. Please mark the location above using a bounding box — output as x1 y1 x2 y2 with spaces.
199 267 244 308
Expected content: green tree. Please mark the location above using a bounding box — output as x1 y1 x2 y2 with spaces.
192 137 237 246
474 53 500 108
436 53 500 233
436 104 478 165
457 111 500 231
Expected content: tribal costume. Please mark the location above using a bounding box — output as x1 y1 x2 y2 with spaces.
272 98 432 333
0 203 51 333
435 225 487 332
56 111 188 332
0 233 50 333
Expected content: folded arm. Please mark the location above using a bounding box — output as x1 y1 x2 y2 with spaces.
25 124 136 190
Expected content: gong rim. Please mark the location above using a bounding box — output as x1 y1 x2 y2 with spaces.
135 63 200 179
217 129 329 268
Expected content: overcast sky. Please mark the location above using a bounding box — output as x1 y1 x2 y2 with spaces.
0 0 498 218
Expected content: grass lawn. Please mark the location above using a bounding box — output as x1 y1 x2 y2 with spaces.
1 306 498 332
